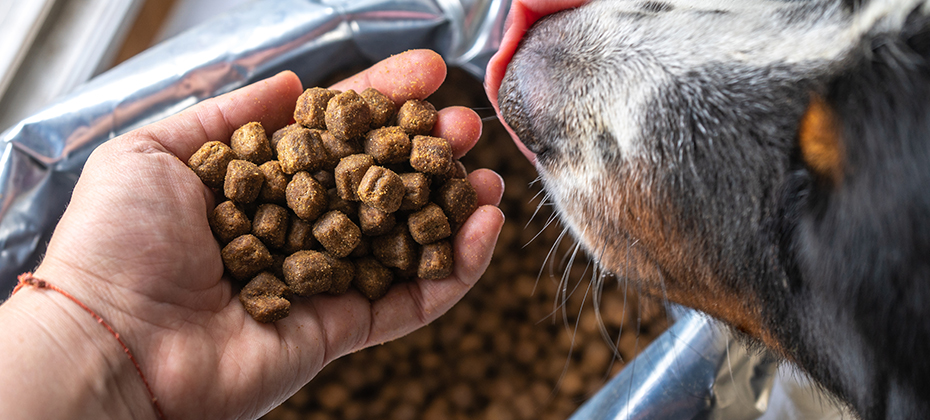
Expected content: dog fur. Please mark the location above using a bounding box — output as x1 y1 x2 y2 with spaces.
493 0 930 418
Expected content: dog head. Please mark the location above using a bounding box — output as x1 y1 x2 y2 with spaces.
489 0 930 416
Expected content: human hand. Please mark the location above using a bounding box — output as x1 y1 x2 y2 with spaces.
4 49 504 420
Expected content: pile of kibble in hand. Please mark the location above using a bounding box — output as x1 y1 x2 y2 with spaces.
187 87 478 323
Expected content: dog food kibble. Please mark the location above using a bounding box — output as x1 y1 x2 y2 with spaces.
410 135 454 176
436 178 479 225
408 203 452 245
224 160 264 203
286 171 328 221
397 99 438 135
357 166 405 213
258 161 289 204
418 240 453 280
209 200 251 243
353 257 393 300
252 204 289 250
325 90 371 141
239 272 291 323
335 153 375 201
221 234 273 281
231 122 273 164
294 87 337 130
191 87 478 322
189 141 237 189
312 210 361 258
399 172 430 211
283 250 332 296
365 126 411 164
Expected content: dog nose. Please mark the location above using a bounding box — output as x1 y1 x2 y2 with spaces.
498 68 548 156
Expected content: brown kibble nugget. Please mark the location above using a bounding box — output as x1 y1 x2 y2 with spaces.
221 234 273 281
410 135 454 176
294 87 337 129
286 171 328 221
325 90 371 140
312 210 361 258
252 203 289 249
354 257 393 300
321 130 363 163
397 99 438 135
270 123 301 151
361 87 395 128
357 166 404 213
188 141 236 189
283 250 332 296
334 154 375 201
224 160 264 204
209 201 251 243
408 203 451 245
358 202 395 236
418 240 453 280
365 126 411 164
239 272 291 323
313 170 336 189
323 253 355 295
284 215 316 253
399 172 430 211
372 226 417 270
276 126 330 174
258 161 289 204
435 178 479 224
230 122 273 164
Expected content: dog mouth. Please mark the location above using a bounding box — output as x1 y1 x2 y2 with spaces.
485 0 589 164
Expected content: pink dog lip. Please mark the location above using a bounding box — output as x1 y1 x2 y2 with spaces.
485 0 589 164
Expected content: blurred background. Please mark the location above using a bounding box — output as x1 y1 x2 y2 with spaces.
0 1 668 418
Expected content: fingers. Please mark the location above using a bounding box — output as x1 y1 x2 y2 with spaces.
329 50 447 106
433 107 482 159
133 71 304 162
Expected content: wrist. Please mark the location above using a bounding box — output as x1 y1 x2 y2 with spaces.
0 272 159 420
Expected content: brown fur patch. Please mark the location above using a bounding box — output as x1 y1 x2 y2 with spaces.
799 94 844 185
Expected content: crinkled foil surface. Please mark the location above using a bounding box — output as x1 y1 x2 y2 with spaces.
0 0 789 419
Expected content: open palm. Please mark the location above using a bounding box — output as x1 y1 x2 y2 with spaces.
33 50 504 420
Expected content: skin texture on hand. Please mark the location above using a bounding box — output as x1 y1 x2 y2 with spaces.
0 49 504 420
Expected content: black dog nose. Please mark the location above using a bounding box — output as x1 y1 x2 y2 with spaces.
498 61 548 156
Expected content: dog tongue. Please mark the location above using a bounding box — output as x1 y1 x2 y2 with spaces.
484 0 588 163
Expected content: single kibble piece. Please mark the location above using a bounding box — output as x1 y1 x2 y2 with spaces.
364 126 411 164
451 160 468 179
313 170 336 189
312 210 361 258
284 215 316 254
294 88 337 130
334 154 375 201
276 126 330 174
230 122 273 164
209 200 251 243
410 135 454 176
258 161 290 204
372 226 417 270
323 253 355 295
189 141 236 189
418 240 453 280
327 188 358 218
435 178 479 225
239 272 291 323
252 203 289 249
399 172 430 211
354 257 393 300
286 171 328 221
361 88 395 128
358 202 395 236
270 123 301 151
408 203 451 245
283 250 332 296
221 234 273 281
397 99 437 135
325 90 371 140
224 160 264 204
321 131 362 164
357 166 404 213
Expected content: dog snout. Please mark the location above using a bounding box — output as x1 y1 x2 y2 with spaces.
498 66 547 156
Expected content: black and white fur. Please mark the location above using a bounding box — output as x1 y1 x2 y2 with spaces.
496 0 930 418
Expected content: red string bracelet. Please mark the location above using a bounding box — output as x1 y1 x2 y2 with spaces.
11 272 166 420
